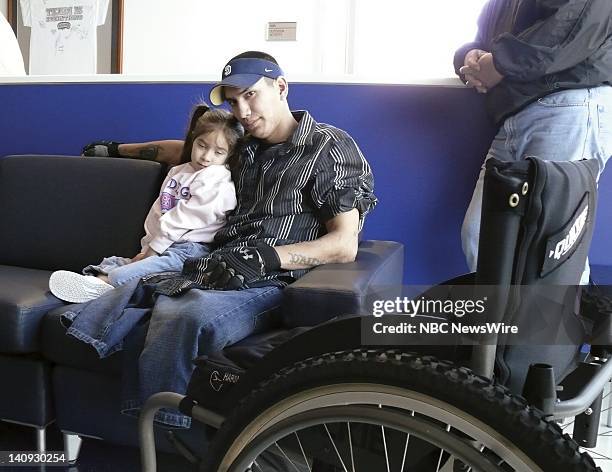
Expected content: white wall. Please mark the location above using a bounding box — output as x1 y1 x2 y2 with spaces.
122 0 486 80
0 3 7 19
123 0 351 77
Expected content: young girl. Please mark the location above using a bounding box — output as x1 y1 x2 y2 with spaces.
49 105 243 303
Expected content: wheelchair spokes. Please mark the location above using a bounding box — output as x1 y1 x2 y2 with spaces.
222 406 534 472
204 350 598 472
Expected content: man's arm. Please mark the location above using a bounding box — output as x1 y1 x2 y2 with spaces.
273 132 375 270
181 209 362 291
491 0 612 82
453 0 495 77
274 208 360 270
82 139 185 166
117 140 184 166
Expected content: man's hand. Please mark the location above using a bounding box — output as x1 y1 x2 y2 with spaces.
460 48 488 93
82 140 124 157
183 245 281 290
460 51 504 93
473 53 504 90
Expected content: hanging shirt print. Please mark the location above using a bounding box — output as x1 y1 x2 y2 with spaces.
19 0 110 74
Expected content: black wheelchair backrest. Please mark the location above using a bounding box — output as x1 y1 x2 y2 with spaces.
477 156 600 390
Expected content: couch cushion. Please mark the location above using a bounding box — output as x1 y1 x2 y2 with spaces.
0 155 163 272
41 307 123 375
0 354 54 426
0 265 64 353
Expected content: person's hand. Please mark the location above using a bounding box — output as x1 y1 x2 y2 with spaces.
82 140 124 157
459 49 488 93
473 53 504 90
183 245 281 290
131 247 157 262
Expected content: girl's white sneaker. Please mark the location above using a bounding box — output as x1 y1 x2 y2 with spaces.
49 270 114 303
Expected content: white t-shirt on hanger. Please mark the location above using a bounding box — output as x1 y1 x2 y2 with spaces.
0 14 26 75
19 0 110 75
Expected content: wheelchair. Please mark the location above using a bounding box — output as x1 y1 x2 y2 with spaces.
140 156 609 471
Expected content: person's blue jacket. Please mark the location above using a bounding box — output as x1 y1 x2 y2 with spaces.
454 0 612 124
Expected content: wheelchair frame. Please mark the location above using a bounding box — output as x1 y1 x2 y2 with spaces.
138 314 612 471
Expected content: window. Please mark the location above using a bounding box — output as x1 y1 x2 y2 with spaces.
121 0 488 81
351 1 488 80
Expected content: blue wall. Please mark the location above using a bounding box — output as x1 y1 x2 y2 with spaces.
0 81 609 283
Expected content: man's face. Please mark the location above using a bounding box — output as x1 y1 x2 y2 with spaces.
223 77 285 142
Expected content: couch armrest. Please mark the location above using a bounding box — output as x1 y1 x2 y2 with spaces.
281 240 404 327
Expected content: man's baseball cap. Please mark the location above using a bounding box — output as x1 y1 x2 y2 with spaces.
209 57 284 106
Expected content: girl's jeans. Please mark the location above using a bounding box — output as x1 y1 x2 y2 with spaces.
83 241 210 286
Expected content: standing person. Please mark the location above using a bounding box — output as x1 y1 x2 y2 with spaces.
50 105 241 303
0 13 25 75
94 50 376 427
455 0 612 282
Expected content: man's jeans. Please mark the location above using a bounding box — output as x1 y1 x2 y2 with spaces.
61 278 153 358
121 285 284 428
462 86 612 283
83 241 210 287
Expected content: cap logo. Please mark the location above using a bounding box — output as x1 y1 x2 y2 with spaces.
211 58 284 106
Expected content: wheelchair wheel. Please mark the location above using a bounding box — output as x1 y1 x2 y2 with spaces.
202 349 600 472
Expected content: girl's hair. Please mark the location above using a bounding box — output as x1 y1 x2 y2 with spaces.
179 104 244 172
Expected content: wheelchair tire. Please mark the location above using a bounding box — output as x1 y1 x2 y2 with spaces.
202 349 600 472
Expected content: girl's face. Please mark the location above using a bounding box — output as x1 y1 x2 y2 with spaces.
190 129 230 170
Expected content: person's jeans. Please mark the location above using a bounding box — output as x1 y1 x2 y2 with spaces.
462 86 612 283
83 241 210 287
121 284 284 428
61 279 155 358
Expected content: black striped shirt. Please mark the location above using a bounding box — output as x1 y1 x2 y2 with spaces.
211 110 377 286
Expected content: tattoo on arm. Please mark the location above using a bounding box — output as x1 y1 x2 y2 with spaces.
139 145 159 161
288 253 323 266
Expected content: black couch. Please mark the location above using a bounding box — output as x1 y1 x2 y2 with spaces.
0 155 404 460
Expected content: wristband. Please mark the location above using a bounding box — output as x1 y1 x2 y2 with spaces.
257 244 281 272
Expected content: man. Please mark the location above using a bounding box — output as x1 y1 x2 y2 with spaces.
87 51 377 427
455 0 612 282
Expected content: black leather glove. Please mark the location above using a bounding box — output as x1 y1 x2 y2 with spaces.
184 244 281 290
82 140 123 157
